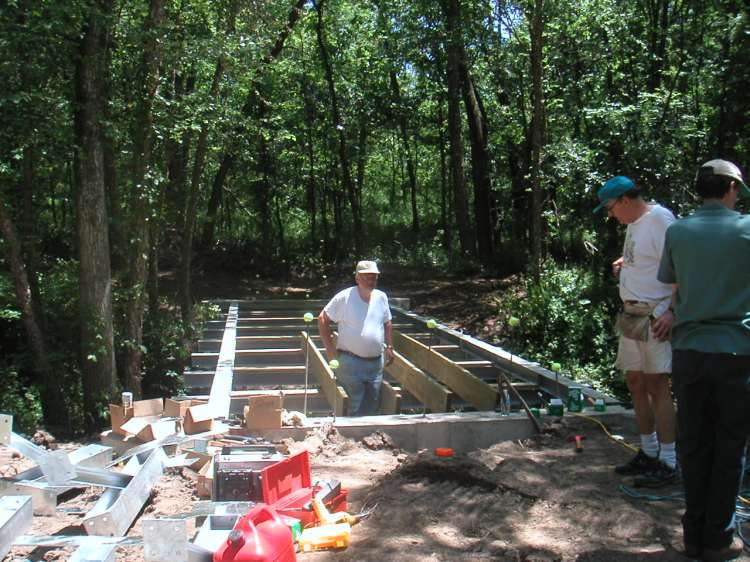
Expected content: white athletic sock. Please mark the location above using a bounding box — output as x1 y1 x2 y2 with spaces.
659 442 677 469
640 432 659 458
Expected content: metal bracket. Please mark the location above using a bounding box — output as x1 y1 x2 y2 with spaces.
143 518 188 562
0 415 10 446
36 449 77 486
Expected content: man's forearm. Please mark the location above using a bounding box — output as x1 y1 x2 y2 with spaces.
318 313 336 359
384 321 393 348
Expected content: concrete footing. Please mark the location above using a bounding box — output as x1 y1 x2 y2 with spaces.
251 407 630 453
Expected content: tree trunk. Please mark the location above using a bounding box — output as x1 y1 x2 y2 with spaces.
437 100 452 254
315 0 362 254
441 0 473 257
304 92 318 253
201 0 306 250
389 71 419 235
122 0 166 398
459 59 493 264
0 199 64 427
529 0 545 281
201 153 234 247
73 0 118 430
179 1 238 330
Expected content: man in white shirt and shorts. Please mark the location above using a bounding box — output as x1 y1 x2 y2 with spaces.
595 176 678 487
318 261 394 416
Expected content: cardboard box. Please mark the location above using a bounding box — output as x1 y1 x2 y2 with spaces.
109 398 164 437
109 405 134 436
184 403 215 435
164 398 205 418
245 394 283 430
196 457 214 498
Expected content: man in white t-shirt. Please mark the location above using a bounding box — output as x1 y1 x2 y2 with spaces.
318 260 394 416
594 176 678 487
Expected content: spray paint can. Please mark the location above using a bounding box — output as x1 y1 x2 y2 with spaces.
567 386 583 413
121 392 133 408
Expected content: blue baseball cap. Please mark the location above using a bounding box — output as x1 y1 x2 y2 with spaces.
594 176 635 213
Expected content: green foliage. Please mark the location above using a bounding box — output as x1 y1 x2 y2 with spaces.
141 300 220 398
0 365 43 434
501 263 627 400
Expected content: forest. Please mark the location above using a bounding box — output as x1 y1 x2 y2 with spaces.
0 0 747 435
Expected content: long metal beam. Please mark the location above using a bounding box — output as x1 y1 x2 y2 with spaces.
0 444 113 516
207 302 238 419
83 447 167 536
0 496 32 559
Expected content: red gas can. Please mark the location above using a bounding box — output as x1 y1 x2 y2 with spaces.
213 504 297 562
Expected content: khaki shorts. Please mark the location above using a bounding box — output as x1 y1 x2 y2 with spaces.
615 330 672 374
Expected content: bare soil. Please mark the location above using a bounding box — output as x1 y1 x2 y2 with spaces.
5 417 748 561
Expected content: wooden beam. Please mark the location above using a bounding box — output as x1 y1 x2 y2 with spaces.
394 331 498 411
379 381 401 415
300 331 348 416
235 348 303 357
385 353 451 412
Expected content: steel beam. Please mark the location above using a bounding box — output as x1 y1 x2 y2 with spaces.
83 447 167 536
207 302 237 419
0 444 113 516
0 495 32 559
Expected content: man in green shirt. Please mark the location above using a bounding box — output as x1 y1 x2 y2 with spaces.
658 159 750 562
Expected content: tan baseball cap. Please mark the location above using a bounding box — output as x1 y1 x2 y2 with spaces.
698 159 750 197
355 260 380 274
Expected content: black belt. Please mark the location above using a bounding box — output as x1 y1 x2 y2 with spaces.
624 300 649 305
337 349 381 361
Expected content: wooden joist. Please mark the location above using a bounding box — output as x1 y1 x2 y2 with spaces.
235 348 303 357
394 330 499 411
385 352 451 412
380 382 401 415
300 331 348 416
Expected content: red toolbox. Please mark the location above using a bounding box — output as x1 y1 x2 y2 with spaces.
261 450 311 504
213 449 309 504
213 504 296 562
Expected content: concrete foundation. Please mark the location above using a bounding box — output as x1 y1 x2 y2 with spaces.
251 407 631 453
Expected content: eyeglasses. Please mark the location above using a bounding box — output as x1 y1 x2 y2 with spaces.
605 198 622 212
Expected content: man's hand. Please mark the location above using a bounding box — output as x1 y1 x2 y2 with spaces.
612 257 624 278
384 346 395 366
651 309 674 341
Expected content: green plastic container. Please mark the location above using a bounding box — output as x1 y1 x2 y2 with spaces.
567 386 583 413
594 398 606 412
548 398 564 416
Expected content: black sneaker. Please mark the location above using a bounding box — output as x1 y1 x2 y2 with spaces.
614 449 659 475
633 460 679 488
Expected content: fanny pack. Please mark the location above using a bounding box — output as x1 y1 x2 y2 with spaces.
615 301 653 342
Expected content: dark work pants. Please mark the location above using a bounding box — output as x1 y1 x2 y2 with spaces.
672 350 750 550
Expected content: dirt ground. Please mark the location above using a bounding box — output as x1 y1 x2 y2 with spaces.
4 416 749 562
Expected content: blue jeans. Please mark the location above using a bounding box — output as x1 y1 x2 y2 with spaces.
336 353 384 416
672 350 750 550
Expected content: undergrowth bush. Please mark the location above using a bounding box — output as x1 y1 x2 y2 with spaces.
501 263 628 401
141 300 221 398
0 365 43 434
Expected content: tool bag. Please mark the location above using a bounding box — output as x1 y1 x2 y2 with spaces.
615 301 653 342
